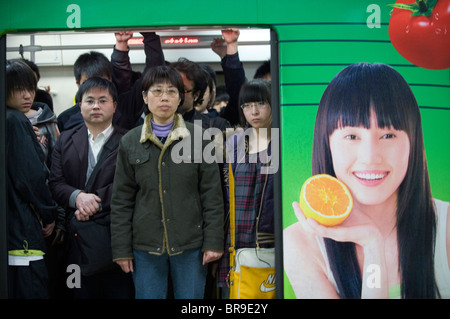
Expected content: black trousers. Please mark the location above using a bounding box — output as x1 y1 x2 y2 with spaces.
73 267 134 299
8 259 49 299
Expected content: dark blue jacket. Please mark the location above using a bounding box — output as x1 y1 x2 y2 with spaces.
6 108 58 252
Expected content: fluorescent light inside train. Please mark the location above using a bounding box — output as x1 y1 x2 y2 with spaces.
128 37 200 45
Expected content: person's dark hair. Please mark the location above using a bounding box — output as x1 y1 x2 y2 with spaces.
253 60 270 79
200 64 217 108
201 64 217 86
238 79 271 127
73 51 112 83
22 59 40 80
215 85 229 102
171 58 207 106
312 62 439 298
76 76 118 104
141 65 185 114
6 59 37 100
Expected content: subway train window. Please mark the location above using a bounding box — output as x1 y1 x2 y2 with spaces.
6 28 271 117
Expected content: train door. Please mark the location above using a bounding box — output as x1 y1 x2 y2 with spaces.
0 26 280 299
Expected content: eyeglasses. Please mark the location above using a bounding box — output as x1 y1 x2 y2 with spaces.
82 98 113 107
149 88 179 97
184 88 193 94
240 101 269 110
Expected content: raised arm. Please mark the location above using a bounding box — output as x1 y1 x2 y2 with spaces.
111 31 134 94
114 32 166 130
212 29 246 127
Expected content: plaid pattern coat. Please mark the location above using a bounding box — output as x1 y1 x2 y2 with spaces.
217 131 274 287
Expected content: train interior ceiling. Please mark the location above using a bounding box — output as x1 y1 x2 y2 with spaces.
6 27 271 116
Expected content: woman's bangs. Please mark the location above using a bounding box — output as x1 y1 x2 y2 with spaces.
326 67 410 135
370 92 408 131
239 80 271 105
328 98 407 137
326 86 372 134
240 87 267 104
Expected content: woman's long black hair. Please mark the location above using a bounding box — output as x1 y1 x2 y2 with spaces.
312 63 439 298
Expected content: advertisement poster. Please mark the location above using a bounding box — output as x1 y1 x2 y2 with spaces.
280 0 450 299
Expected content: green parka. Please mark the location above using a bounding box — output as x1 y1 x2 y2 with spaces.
111 114 224 261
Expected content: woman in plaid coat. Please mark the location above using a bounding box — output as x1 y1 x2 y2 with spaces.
217 79 275 296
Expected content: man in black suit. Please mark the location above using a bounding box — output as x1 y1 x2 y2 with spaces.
49 77 133 299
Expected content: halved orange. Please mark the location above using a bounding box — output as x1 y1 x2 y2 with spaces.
299 174 353 227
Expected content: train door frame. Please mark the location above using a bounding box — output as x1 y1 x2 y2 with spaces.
0 34 8 299
0 27 283 299
270 28 283 299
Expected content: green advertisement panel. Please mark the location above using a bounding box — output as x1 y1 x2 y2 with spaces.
278 1 449 299
1 0 449 299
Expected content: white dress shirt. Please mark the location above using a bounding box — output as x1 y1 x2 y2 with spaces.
88 124 114 162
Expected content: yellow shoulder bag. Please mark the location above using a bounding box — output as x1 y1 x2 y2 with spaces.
228 162 276 299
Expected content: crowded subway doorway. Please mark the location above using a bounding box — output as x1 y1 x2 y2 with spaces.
2 26 281 299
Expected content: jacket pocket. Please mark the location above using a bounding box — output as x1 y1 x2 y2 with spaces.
127 151 155 188
127 152 150 166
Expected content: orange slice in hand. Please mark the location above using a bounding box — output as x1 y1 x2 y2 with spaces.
299 174 353 226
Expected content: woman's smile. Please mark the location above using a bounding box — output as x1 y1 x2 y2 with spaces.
353 170 390 187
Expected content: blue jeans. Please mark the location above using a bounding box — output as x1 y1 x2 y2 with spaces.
133 248 207 299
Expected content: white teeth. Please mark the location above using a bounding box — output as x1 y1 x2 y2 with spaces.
355 172 387 180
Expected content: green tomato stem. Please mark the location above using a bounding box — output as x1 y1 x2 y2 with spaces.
418 0 428 13
388 0 437 17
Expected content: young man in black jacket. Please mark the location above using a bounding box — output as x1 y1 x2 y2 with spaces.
6 59 58 299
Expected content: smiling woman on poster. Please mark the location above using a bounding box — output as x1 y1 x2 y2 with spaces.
283 63 450 299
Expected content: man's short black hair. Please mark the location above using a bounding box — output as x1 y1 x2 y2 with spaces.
76 76 118 104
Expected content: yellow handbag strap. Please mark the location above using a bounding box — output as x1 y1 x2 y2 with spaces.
228 162 236 269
